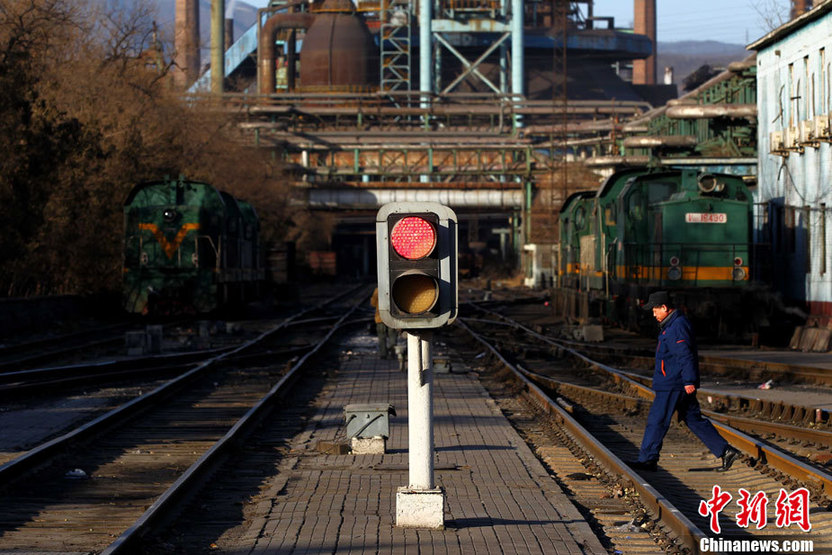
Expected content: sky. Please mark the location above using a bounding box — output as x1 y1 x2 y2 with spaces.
241 0 793 46
591 0 791 45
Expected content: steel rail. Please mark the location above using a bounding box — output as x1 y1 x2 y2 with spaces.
0 284 366 485
463 309 832 497
456 319 709 554
100 289 369 554
0 337 125 372
467 303 831 422
518 366 652 414
0 322 131 359
519 365 832 488
0 348 230 386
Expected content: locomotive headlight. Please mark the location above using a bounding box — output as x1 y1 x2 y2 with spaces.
732 257 745 280
668 256 681 280
163 208 177 222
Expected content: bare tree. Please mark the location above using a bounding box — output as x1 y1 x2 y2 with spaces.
750 0 791 33
0 0 291 296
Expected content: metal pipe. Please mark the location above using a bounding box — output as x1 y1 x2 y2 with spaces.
419 0 432 99
511 0 524 124
666 104 757 119
420 0 432 183
622 135 697 148
306 188 524 208
258 12 316 94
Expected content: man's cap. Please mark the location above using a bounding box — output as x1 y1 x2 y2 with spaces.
643 291 671 310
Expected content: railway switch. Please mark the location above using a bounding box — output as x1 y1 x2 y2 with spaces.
376 202 458 330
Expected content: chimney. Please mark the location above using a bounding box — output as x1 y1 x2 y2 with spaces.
225 18 233 51
174 0 201 88
791 0 813 18
633 0 656 85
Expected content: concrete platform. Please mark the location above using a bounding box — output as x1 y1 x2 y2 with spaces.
699 347 832 411
238 331 606 554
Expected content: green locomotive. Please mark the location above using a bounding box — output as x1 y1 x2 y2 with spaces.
555 168 754 336
123 176 264 315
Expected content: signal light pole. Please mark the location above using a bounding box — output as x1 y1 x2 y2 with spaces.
375 202 457 529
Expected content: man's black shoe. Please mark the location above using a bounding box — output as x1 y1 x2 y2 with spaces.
628 460 658 472
718 446 740 472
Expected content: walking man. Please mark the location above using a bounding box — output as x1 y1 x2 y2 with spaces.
629 291 740 472
371 287 398 359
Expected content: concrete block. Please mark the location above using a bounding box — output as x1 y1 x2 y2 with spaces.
396 487 445 529
315 441 350 455
433 357 451 373
582 325 604 342
789 326 803 350
146 325 163 354
800 328 818 352
350 436 386 455
812 329 831 352
125 331 146 356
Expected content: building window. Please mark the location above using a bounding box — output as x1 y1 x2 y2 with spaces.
804 56 810 120
805 206 811 274
786 205 795 254
820 48 826 113
821 204 828 276
798 56 815 121
789 63 795 127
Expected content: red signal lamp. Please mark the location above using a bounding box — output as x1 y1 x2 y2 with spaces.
391 217 437 260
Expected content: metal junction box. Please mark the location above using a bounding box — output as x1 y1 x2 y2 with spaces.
344 404 396 439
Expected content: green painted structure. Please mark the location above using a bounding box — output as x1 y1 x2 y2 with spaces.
123 177 263 315
555 168 755 337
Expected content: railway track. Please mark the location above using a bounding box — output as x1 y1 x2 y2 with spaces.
452 304 832 554
0 285 371 554
0 322 135 371
469 300 832 432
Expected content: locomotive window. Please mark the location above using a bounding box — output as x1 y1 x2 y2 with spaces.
628 191 643 220
574 206 587 230
647 182 678 204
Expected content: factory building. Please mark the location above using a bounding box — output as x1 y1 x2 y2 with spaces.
750 0 832 324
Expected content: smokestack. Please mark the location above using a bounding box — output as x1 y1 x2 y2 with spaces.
174 0 201 89
633 0 656 85
225 18 234 51
211 0 225 94
791 0 813 18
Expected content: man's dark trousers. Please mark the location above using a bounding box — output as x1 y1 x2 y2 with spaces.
639 389 728 463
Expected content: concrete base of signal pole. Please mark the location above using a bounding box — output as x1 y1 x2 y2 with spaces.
395 331 446 529
395 487 445 529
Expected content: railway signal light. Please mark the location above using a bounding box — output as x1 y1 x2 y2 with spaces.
376 202 457 330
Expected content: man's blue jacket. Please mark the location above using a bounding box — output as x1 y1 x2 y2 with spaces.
652 309 700 391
